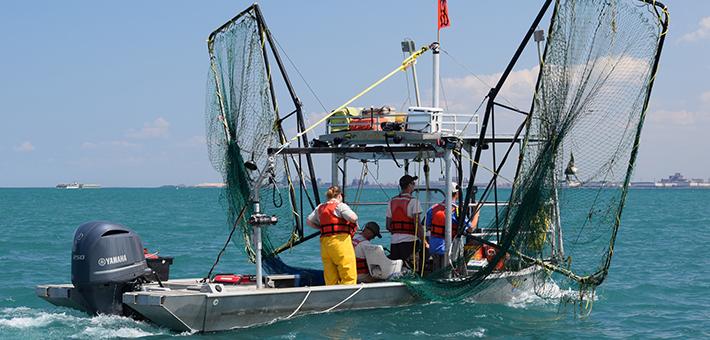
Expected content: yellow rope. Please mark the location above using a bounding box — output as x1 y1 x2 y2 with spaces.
273 46 430 154
404 158 427 276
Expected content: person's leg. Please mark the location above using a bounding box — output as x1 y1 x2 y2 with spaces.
331 234 357 285
389 242 408 261
431 253 445 272
320 236 339 285
388 242 400 261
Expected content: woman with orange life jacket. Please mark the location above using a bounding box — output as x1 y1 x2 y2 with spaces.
351 221 382 283
426 182 479 272
306 185 358 285
386 175 428 262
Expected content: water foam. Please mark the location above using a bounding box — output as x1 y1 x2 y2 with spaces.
0 310 79 329
0 307 163 338
504 278 599 309
70 314 163 339
74 326 158 338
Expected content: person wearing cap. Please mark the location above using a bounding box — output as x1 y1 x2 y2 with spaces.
306 185 358 285
426 182 479 273
386 175 427 263
351 221 383 283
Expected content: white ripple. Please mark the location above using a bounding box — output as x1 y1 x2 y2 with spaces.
72 326 158 339
0 307 162 338
0 311 79 329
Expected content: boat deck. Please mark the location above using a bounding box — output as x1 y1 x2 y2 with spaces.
37 265 541 332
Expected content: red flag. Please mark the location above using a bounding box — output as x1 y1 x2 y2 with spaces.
438 0 451 30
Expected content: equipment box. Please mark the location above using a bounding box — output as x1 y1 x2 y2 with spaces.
146 256 173 281
265 274 300 288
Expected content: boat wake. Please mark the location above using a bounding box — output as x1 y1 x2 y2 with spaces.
504 278 599 309
409 326 487 338
0 307 164 339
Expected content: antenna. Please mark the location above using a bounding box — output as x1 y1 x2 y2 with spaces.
401 39 422 106
534 29 545 65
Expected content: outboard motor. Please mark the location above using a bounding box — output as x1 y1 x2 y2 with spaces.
71 221 149 315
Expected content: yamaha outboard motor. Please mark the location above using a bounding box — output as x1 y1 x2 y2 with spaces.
71 221 149 315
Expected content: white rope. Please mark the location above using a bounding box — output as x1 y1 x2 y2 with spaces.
285 289 311 319
321 284 364 313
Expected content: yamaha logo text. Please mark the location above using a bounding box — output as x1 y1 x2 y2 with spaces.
97 254 127 267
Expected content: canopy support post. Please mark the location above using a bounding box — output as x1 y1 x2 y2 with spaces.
444 148 453 267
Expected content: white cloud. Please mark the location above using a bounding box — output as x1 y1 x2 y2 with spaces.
126 117 170 139
680 17 710 42
648 110 707 126
14 141 35 152
441 66 539 114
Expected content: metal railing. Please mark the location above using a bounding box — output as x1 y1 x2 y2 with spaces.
326 111 478 137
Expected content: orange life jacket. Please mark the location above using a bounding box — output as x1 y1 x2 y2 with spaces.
318 201 356 237
430 202 461 239
389 194 416 235
352 235 368 275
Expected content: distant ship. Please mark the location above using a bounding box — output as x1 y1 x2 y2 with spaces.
56 182 101 189
655 173 710 188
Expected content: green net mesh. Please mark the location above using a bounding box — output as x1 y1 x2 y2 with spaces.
402 0 667 303
206 7 324 285
204 0 668 305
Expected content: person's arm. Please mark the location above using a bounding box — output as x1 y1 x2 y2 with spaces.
452 208 470 233
470 210 480 231
414 213 424 239
338 203 358 224
411 199 427 243
306 207 320 229
425 207 433 229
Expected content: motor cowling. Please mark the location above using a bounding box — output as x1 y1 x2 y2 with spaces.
71 221 149 315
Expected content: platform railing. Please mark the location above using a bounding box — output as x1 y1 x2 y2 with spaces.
325 111 478 137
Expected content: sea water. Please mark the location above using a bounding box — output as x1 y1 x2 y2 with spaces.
0 188 708 339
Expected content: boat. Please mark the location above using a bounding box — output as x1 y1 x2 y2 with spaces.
56 182 81 189
55 182 101 189
37 0 669 333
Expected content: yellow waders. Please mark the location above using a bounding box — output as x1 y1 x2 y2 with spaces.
320 233 357 285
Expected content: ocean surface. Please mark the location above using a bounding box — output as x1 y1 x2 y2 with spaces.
0 188 708 339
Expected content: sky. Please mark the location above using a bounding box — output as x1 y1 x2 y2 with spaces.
1 0 708 187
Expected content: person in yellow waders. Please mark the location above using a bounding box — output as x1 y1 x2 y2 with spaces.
306 186 358 285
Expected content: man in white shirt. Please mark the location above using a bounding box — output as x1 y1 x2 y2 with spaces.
351 221 382 283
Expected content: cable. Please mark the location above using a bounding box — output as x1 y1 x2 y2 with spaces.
274 46 430 154
286 290 311 319
203 204 249 282
321 285 365 313
271 36 328 113
441 48 522 112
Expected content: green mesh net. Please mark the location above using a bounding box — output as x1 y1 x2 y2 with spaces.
206 6 324 285
402 0 668 303
204 0 668 306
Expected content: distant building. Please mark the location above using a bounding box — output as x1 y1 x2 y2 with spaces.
655 173 710 188
630 181 656 188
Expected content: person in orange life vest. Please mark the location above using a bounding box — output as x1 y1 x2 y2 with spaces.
351 221 383 283
306 186 358 285
386 175 428 262
426 182 480 272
